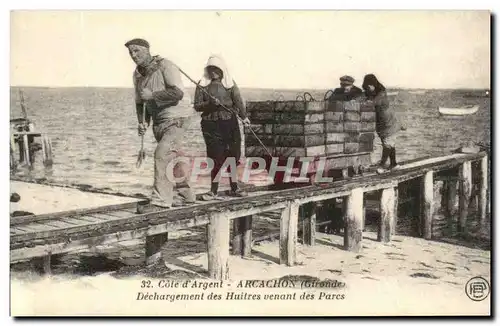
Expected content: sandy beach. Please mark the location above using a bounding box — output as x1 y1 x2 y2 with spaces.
9 181 491 316
10 181 140 215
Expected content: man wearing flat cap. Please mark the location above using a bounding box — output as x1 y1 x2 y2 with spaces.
126 38 195 208
329 75 363 101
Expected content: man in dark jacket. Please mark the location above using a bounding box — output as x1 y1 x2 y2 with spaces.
330 75 363 101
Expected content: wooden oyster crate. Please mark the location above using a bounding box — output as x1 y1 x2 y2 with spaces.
244 98 377 184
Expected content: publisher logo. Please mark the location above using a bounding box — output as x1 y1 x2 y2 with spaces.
465 276 490 301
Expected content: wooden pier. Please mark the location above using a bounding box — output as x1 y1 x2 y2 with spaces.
10 152 489 280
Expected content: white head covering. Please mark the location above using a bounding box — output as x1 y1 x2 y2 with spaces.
198 54 235 88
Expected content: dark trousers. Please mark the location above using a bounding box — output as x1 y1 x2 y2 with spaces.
201 116 241 193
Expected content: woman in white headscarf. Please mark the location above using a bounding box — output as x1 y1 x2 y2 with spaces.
194 55 251 200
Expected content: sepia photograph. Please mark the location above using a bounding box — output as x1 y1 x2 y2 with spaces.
8 7 492 316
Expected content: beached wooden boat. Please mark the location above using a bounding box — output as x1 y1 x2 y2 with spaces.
438 104 479 116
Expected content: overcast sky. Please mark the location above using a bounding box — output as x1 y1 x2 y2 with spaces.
10 10 490 89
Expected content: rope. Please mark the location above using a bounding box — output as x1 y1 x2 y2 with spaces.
175 65 273 158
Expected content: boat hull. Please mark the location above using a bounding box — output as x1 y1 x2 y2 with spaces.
438 105 479 116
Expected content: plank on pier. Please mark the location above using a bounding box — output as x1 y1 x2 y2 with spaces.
459 161 472 233
344 188 364 252
280 201 300 266
378 187 395 243
207 215 230 280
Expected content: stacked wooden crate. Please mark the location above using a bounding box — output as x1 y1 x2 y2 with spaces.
244 100 326 158
244 98 377 160
324 99 376 155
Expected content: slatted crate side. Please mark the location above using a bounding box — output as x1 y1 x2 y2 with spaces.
246 134 325 147
325 100 344 112
360 100 376 112
343 100 361 112
344 111 361 122
344 122 361 133
325 112 343 122
344 142 360 154
326 133 349 143
361 122 376 132
272 123 325 135
245 101 275 113
275 145 326 157
325 121 344 133
249 111 325 124
359 132 375 152
247 100 326 113
325 143 344 154
361 112 376 122
244 124 273 135
245 145 274 157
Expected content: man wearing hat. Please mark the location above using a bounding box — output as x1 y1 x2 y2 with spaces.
125 38 196 208
330 75 363 101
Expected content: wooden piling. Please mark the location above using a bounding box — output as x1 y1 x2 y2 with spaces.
378 187 395 242
421 171 434 240
302 202 317 246
280 200 300 266
231 218 243 255
242 215 253 257
145 233 168 266
444 179 458 226
43 254 51 275
344 188 364 252
479 156 488 225
459 161 472 233
23 134 30 165
207 215 230 280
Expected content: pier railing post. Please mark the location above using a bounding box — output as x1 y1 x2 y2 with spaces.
302 202 317 246
459 161 472 234
479 155 488 226
344 188 364 252
145 233 169 266
208 215 230 280
378 187 395 243
280 200 300 266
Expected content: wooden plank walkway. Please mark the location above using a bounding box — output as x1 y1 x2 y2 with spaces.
10 152 489 280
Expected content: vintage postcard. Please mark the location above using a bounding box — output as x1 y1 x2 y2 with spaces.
9 9 491 316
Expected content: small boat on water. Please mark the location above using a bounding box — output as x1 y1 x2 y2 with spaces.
438 104 479 116
387 91 399 96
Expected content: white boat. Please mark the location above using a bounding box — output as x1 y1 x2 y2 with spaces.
438 104 479 116
387 91 399 96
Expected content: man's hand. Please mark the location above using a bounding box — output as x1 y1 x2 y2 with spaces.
242 117 251 126
209 96 221 106
141 88 154 101
138 123 148 136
